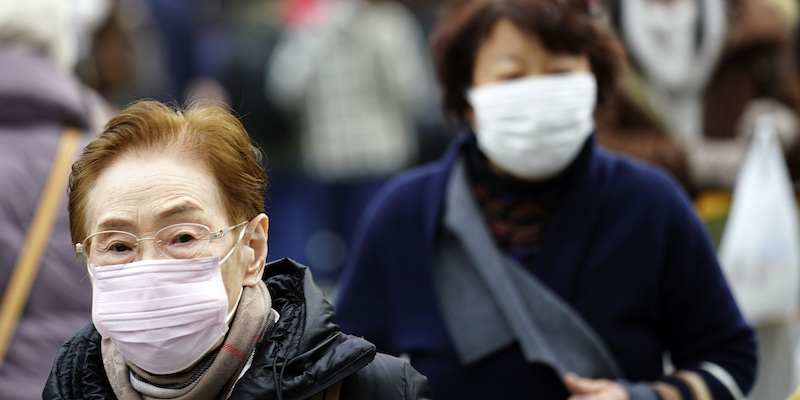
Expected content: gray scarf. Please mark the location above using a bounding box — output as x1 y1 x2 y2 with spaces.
433 157 657 399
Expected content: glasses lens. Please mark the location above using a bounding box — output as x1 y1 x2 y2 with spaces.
156 224 212 260
85 231 138 266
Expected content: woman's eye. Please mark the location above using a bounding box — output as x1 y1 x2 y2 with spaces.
172 234 196 244
109 242 133 253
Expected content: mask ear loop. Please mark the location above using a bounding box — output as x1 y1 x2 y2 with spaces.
219 222 248 325
225 286 244 325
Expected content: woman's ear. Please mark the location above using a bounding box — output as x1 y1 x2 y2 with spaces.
242 213 269 287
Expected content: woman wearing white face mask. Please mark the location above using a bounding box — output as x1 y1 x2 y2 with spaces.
43 100 433 400
334 0 757 399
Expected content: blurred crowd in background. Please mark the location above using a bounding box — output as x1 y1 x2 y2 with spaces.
64 0 454 292
5 0 800 398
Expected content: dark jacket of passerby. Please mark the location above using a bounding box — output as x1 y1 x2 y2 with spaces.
43 258 433 400
595 0 800 194
0 45 108 399
336 133 757 399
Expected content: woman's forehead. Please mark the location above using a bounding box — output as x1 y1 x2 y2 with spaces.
87 153 226 231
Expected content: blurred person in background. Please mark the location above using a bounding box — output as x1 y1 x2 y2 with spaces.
137 0 232 104
334 0 757 398
264 0 433 293
43 100 432 400
393 0 443 37
223 0 294 173
596 0 800 397
77 0 231 109
596 0 800 195
75 0 138 106
0 0 113 398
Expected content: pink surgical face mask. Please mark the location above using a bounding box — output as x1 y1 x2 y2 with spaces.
88 231 244 375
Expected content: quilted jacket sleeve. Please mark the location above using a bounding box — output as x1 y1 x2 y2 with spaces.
340 353 433 399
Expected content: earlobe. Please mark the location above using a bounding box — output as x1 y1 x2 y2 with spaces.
242 213 269 286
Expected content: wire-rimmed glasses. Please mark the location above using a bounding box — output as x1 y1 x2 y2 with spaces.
75 221 247 267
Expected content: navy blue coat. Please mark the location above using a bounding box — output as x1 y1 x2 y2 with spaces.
335 133 757 399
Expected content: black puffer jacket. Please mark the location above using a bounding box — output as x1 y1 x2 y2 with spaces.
43 258 433 399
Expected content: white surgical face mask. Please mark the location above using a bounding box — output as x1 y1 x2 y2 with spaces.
88 228 246 375
467 72 597 180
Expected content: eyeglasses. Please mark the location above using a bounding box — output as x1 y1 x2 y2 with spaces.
76 221 247 267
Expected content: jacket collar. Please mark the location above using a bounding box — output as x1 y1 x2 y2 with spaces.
229 258 376 400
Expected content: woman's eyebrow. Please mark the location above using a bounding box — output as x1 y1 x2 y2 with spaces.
96 217 134 231
154 202 203 221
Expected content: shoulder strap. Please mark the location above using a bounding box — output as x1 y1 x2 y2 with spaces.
0 127 81 368
309 380 342 400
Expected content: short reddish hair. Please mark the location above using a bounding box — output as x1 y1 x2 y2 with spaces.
430 0 625 125
68 100 267 244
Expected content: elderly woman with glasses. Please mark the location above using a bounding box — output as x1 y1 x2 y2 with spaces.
43 100 432 400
